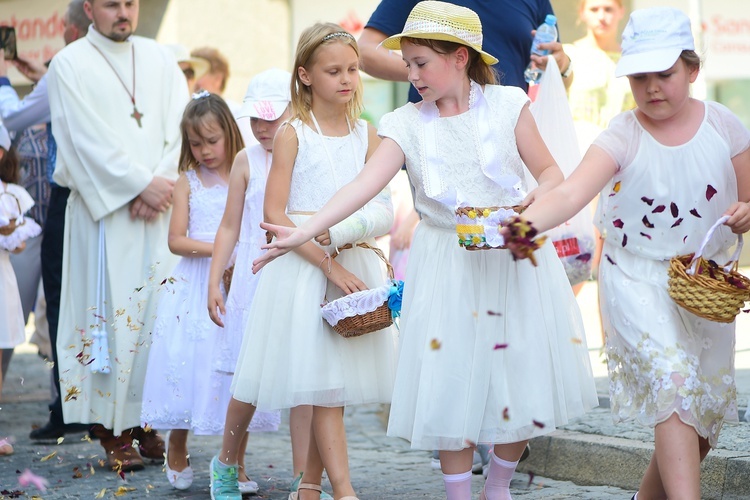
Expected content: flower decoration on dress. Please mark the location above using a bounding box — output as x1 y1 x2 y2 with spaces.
192 90 211 100
388 280 404 318
500 215 547 267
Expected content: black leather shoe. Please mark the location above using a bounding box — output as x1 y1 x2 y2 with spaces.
29 421 90 441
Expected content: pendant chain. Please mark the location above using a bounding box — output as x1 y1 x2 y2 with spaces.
87 39 143 127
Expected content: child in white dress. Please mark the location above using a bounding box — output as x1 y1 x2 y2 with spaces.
140 92 246 491
254 3 598 500
208 24 396 500
207 69 308 497
505 8 750 500
0 124 42 457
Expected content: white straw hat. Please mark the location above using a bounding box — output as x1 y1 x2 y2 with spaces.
615 7 695 77
237 68 292 121
381 1 498 65
165 44 210 80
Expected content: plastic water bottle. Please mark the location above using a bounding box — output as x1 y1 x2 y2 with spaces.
524 14 558 84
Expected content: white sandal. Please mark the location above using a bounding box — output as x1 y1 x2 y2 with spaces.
164 431 193 490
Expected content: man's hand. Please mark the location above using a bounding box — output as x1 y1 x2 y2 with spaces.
13 57 48 83
129 196 159 221
139 176 175 212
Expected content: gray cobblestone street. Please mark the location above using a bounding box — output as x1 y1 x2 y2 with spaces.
0 352 632 499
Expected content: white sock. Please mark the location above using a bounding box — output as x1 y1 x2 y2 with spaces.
443 470 472 500
484 453 518 500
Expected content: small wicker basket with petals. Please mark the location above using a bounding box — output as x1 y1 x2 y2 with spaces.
323 243 394 338
455 205 524 251
668 216 750 323
0 192 24 236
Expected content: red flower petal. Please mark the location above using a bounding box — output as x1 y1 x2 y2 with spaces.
503 407 510 421
671 202 679 217
613 219 624 228
706 185 717 201
642 215 654 228
640 232 652 240
652 205 666 213
494 343 509 350
605 254 616 265
622 234 628 247
671 218 683 228
487 310 503 316
533 419 546 428
576 253 592 262
690 208 702 218
641 196 654 206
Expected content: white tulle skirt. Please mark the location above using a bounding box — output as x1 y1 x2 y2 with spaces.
386 222 598 450
231 216 397 410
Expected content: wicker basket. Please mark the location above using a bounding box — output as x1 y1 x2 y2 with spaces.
455 205 523 251
323 243 394 338
0 192 23 236
667 216 750 323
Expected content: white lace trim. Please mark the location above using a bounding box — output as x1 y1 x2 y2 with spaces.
321 284 390 327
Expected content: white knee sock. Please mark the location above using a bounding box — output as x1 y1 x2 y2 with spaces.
443 470 472 500
484 453 518 500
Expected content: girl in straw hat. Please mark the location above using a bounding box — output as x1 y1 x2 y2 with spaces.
254 2 598 499
503 7 750 500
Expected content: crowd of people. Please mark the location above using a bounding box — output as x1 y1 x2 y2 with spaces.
0 1 747 500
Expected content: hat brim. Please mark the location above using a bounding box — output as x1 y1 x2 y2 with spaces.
615 47 682 77
381 31 498 65
184 57 210 80
236 100 289 121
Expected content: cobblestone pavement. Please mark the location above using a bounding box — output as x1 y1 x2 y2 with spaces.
0 353 633 499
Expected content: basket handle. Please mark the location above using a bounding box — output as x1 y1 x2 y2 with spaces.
331 242 395 280
688 215 742 275
0 191 23 224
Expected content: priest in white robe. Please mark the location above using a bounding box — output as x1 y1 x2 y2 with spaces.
47 0 188 470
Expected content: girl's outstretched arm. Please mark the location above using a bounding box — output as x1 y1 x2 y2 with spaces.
254 137 405 273
726 147 750 234
515 104 564 205
518 145 617 233
208 150 250 327
167 174 215 257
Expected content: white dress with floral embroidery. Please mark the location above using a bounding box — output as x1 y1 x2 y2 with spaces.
141 168 240 435
378 85 598 451
593 102 749 446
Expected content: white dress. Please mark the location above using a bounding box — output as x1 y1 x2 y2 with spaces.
0 182 40 348
212 145 281 432
593 102 750 446
378 85 598 451
141 168 232 435
230 118 397 410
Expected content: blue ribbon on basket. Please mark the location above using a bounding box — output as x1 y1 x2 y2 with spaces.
388 280 404 319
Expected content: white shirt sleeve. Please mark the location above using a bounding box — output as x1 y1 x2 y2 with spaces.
0 75 51 131
328 185 394 248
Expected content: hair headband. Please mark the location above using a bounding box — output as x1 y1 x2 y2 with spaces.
192 90 211 100
322 32 355 43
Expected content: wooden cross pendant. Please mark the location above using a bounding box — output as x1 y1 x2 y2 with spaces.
131 106 143 128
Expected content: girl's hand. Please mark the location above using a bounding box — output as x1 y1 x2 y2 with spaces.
521 182 555 208
314 230 332 247
11 241 26 254
252 222 311 273
207 284 226 327
327 262 367 295
724 202 750 234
